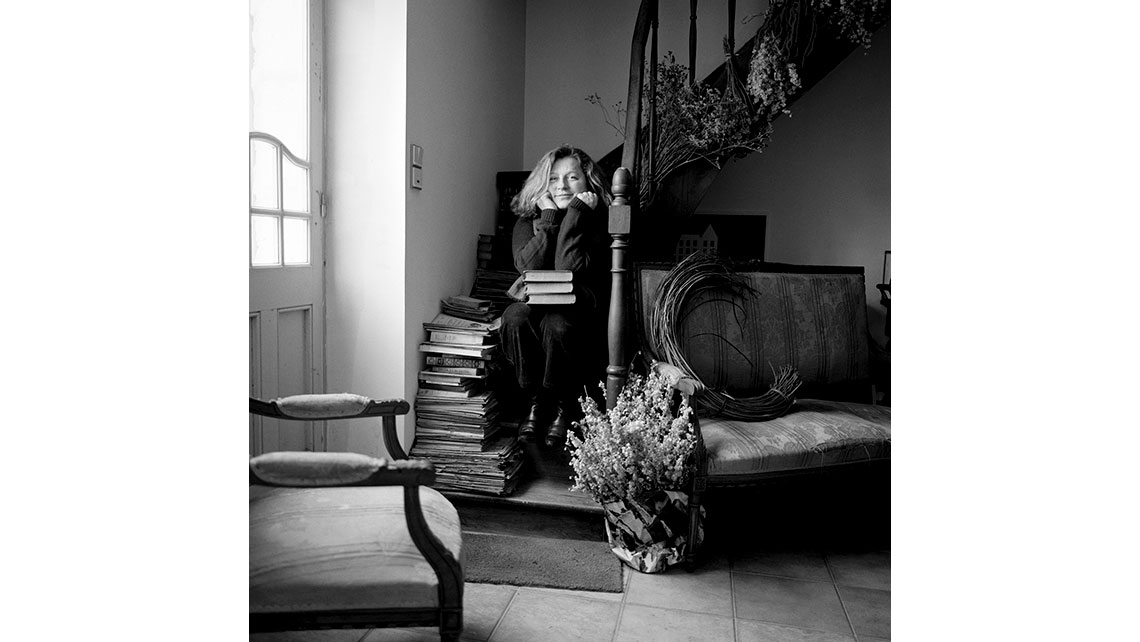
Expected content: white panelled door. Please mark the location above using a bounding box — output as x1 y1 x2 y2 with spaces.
249 0 325 455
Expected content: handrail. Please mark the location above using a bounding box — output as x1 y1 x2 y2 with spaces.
648 3 659 205
689 0 698 84
620 0 654 175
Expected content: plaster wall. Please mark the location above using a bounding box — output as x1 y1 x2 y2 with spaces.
324 0 408 457
698 22 892 346
405 0 527 443
522 0 768 167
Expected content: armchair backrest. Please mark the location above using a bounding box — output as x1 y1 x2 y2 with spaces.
633 261 872 401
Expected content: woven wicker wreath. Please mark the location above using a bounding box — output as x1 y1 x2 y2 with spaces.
648 252 802 421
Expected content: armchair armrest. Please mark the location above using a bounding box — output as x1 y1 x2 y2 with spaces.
249 451 435 487
250 394 412 460
250 394 410 420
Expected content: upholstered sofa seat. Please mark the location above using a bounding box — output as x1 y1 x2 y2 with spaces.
699 399 890 479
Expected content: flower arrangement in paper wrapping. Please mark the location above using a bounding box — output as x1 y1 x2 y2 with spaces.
567 371 704 572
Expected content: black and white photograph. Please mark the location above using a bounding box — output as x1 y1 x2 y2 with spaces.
246 2 891 639
8 2 1140 641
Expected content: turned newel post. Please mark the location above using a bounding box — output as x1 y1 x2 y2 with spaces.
606 167 634 410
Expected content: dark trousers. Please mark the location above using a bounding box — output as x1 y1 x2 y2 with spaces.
500 302 586 397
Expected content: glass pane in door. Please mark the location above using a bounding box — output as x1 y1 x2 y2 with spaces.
282 155 309 213
251 215 281 266
249 138 279 209
283 216 310 265
249 0 308 161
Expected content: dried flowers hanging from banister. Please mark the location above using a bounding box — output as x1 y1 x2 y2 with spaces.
587 0 889 211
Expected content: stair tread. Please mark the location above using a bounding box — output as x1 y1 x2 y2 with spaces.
443 470 601 515
441 439 601 514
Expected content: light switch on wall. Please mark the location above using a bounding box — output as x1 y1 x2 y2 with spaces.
410 144 423 190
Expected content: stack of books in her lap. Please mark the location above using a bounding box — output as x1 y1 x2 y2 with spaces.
410 310 523 495
524 269 575 305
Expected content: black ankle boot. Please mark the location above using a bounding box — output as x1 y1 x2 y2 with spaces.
544 397 580 448
518 392 550 443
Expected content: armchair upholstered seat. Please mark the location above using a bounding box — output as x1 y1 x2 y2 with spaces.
249 394 464 641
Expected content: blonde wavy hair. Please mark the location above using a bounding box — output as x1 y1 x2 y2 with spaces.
511 145 613 218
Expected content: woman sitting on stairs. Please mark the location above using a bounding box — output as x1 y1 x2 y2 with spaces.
501 145 612 448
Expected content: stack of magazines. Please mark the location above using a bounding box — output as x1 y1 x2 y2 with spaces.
470 268 518 316
410 310 523 495
439 294 495 323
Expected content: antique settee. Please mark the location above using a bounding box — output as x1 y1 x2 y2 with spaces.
632 258 892 564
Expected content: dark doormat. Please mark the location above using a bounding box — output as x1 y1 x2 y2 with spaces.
463 532 624 593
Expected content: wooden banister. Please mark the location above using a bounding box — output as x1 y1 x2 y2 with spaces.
620 0 654 174
607 0 657 409
648 0 658 205
606 167 633 409
689 0 698 84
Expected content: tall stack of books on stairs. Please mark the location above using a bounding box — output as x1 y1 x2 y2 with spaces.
410 305 523 496
474 175 522 316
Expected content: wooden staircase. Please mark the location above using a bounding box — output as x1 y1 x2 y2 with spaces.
444 0 889 538
596 0 888 261
441 438 604 542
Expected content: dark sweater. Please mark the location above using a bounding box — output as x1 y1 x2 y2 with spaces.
511 195 607 309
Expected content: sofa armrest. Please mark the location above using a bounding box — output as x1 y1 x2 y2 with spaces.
649 360 710 483
650 360 707 399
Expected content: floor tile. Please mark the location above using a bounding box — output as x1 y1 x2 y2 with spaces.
735 619 855 642
733 573 852 635
488 589 621 642
837 585 890 639
613 603 734 642
462 583 517 641
733 550 832 582
624 554 733 617
513 582 624 602
827 551 890 591
251 630 370 642
360 628 440 642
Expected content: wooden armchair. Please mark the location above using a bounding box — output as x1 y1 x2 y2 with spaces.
249 393 463 641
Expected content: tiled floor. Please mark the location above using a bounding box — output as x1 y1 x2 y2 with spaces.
252 476 890 642
250 544 889 642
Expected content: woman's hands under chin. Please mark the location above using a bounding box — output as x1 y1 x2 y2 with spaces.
575 191 598 209
538 192 558 210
